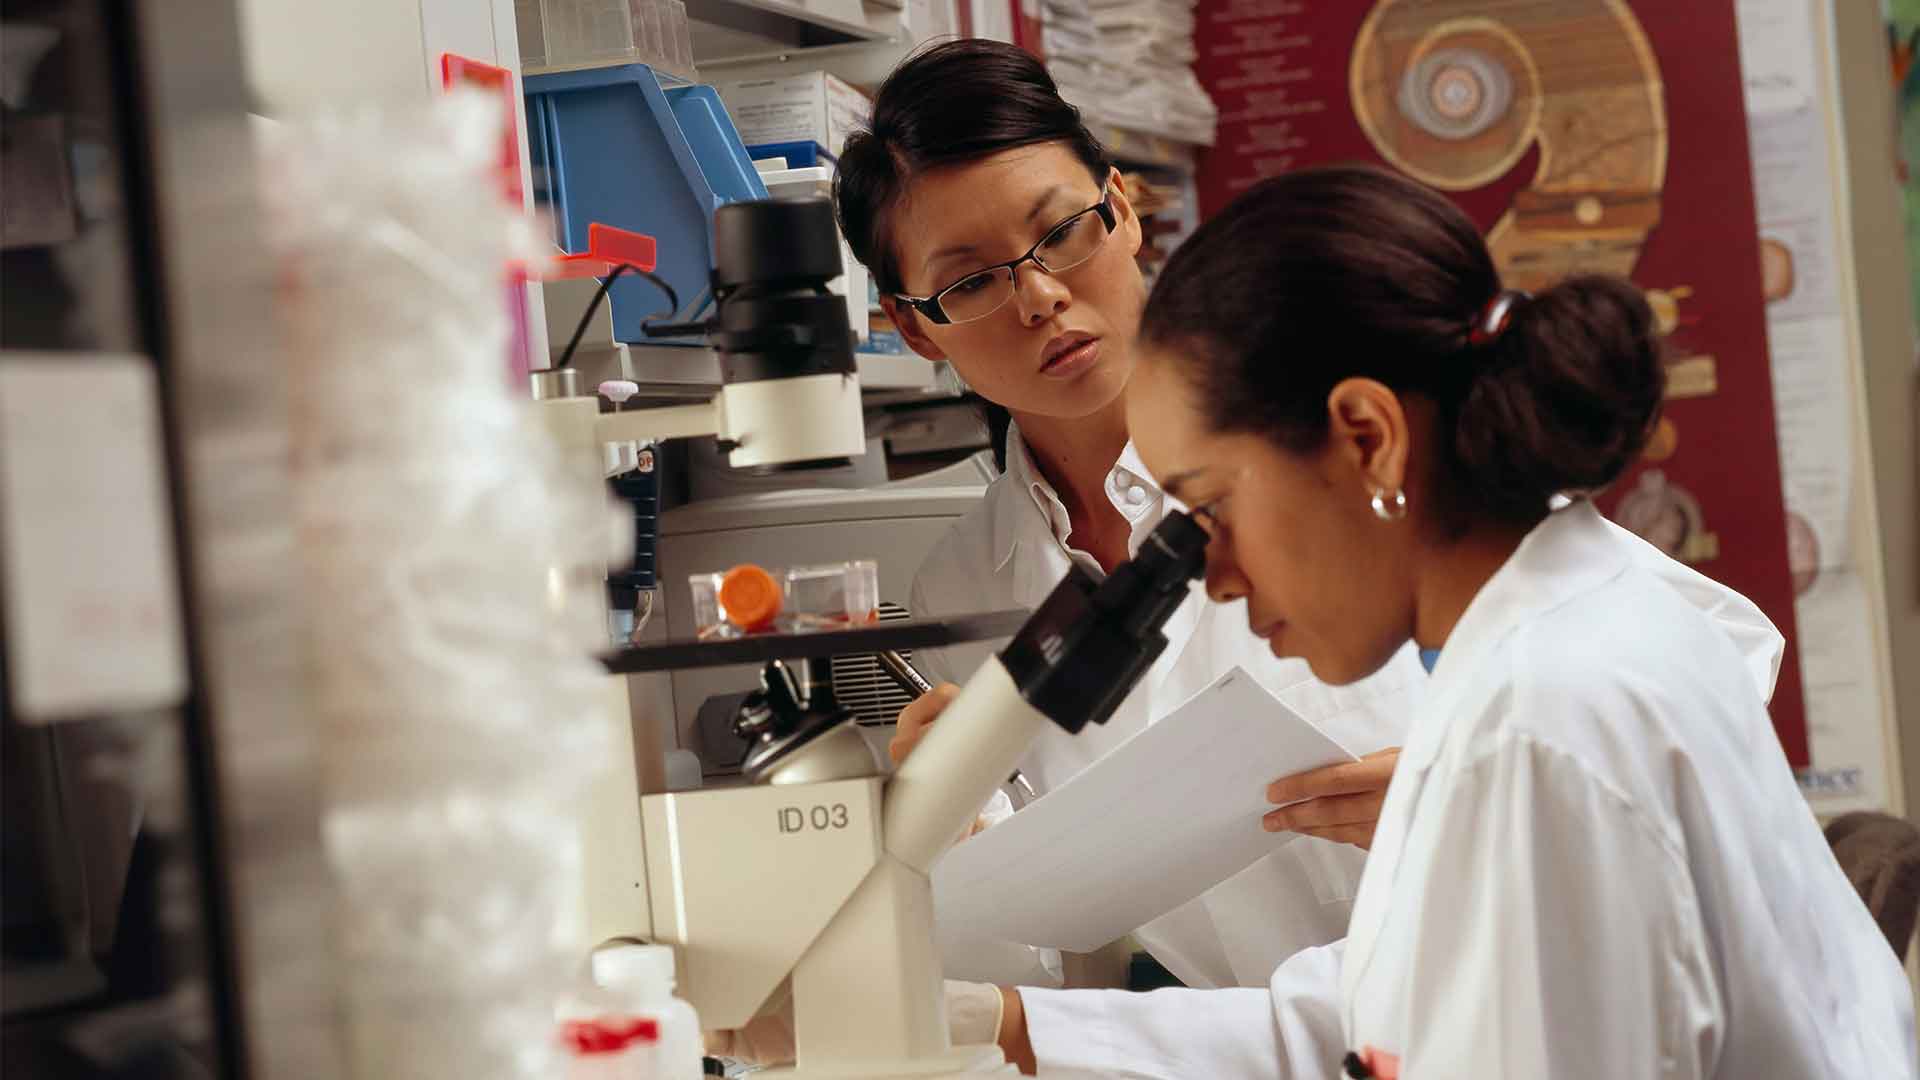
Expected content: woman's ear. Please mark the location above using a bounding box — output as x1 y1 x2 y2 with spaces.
1107 167 1145 259
1326 377 1411 497
878 295 950 363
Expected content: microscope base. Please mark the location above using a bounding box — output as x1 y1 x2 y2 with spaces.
753 1044 1015 1078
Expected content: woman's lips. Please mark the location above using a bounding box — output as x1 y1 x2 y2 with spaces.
1040 335 1100 378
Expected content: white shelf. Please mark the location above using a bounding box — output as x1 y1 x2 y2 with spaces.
706 0 894 41
686 0 903 65
696 38 912 83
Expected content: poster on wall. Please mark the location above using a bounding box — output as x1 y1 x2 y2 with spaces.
1887 0 1920 342
1195 0 1810 764
1736 0 1894 812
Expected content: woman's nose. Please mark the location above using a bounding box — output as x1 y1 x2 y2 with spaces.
1014 263 1072 324
1204 543 1248 604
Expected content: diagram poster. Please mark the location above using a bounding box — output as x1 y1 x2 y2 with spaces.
1195 0 1809 764
1887 0 1920 337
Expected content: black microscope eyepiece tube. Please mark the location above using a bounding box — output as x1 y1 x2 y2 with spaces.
996 510 1211 734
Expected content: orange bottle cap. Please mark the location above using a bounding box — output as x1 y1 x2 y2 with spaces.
719 564 782 630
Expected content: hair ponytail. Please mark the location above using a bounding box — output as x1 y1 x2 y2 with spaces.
1451 276 1665 520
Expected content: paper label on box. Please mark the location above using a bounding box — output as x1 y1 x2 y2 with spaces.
718 73 872 158
0 354 188 720
727 98 821 148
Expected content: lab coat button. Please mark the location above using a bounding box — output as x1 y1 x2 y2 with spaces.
1126 484 1149 505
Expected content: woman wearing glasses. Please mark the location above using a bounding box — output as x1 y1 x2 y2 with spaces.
830 39 1784 997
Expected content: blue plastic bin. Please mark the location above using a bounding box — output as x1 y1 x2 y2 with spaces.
746 140 835 168
525 64 768 345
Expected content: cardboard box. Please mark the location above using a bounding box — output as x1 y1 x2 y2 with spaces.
715 72 871 159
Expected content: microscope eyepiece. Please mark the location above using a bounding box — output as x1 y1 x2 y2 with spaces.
705 198 858 388
996 510 1210 734
1132 510 1209 588
712 198 845 289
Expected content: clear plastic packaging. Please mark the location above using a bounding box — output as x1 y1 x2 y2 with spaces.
520 0 699 80
265 91 619 1078
632 0 664 70
663 0 694 77
690 559 879 638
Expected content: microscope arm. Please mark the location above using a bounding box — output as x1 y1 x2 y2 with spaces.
595 400 720 443
884 659 1044 875
636 515 1208 1077
887 509 1210 874
580 374 865 471
777 515 1208 1074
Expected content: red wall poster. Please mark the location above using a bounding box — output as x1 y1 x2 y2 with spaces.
1195 0 1809 764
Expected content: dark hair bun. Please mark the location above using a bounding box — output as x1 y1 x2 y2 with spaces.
1453 276 1665 517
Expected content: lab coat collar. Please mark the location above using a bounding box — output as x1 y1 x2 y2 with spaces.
990 420 1165 573
989 422 1202 699
1404 499 1632 770
994 422 1060 572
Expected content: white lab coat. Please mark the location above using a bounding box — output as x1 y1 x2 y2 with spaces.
913 425 1786 993
1019 501 1916 1079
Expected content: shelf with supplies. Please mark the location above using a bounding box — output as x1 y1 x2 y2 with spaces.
686 0 903 65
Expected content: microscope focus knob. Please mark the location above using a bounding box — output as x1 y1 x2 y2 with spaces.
733 692 781 742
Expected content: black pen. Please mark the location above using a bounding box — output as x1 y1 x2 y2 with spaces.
876 649 1040 802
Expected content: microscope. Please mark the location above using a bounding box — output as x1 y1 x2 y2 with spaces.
535 196 1209 1078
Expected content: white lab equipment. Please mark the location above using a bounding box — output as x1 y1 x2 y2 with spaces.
652 481 988 781
531 189 1216 1078
531 197 866 474
530 193 865 971
600 509 1209 1079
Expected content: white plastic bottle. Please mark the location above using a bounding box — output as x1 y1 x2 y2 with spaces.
592 944 703 1080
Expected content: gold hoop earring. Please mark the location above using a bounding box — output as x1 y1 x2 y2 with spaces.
1371 487 1408 522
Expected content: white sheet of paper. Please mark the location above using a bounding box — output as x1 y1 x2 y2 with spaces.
931 666 1358 953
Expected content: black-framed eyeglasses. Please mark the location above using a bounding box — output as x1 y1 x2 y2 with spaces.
896 185 1117 326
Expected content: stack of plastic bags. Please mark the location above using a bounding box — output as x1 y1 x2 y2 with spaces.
262 90 624 1079
1044 0 1217 144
